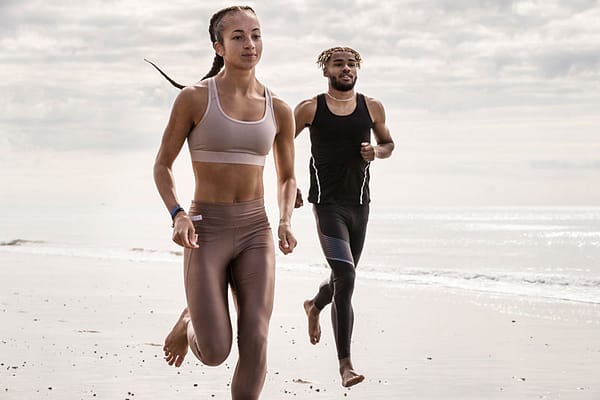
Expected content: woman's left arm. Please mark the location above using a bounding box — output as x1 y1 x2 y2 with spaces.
272 96 298 255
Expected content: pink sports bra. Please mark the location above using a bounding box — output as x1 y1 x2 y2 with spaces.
187 77 277 166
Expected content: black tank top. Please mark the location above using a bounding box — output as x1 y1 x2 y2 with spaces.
308 93 373 205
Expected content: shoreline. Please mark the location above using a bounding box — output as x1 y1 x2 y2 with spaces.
1 252 599 399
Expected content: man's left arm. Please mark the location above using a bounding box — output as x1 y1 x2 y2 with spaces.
360 97 394 161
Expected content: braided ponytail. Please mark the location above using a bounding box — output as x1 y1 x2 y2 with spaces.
144 58 185 89
201 54 224 80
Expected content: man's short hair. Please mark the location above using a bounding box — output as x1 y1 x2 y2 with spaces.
316 47 362 70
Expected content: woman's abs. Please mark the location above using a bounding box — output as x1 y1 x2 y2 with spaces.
192 162 264 203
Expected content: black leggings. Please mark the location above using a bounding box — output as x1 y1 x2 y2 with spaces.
311 204 369 360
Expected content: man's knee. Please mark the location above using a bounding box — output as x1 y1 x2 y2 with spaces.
331 265 356 296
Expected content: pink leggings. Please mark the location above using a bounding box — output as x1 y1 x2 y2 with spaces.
183 198 275 400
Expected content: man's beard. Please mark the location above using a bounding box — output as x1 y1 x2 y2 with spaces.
330 75 356 91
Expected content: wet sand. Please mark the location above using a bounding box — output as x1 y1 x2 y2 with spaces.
1 252 599 399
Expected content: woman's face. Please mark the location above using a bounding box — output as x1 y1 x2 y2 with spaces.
215 11 262 70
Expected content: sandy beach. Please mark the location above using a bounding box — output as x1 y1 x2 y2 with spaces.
1 251 599 399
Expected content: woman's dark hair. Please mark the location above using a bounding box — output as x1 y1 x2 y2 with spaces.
146 5 256 89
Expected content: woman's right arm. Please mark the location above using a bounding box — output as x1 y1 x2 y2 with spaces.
153 88 200 248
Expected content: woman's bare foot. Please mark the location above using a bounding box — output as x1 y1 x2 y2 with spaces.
339 357 365 387
163 308 190 367
303 299 321 344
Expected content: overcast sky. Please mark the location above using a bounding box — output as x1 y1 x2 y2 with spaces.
1 0 600 206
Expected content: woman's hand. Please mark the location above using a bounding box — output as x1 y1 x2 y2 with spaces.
278 222 297 255
172 214 199 248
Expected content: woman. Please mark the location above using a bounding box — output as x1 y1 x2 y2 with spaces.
152 6 297 399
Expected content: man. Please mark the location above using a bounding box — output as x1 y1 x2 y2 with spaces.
294 46 395 388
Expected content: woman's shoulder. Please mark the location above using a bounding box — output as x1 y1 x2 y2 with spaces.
271 95 293 119
263 85 292 115
170 81 210 121
184 79 210 95
175 80 209 101
266 90 293 130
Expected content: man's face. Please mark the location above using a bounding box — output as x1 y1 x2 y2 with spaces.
324 51 358 91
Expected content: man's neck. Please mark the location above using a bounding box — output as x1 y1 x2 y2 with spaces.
326 89 355 102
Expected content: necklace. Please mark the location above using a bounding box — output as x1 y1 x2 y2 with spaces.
326 92 354 102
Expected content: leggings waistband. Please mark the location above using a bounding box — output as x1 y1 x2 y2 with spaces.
188 198 267 227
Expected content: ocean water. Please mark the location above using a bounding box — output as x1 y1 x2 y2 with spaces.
2 203 599 308
363 207 600 305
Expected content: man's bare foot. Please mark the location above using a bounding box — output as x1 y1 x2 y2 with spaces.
339 357 365 387
163 308 190 367
303 299 321 344
341 369 365 387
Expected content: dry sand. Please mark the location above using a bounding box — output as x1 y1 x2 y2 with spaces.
1 252 599 399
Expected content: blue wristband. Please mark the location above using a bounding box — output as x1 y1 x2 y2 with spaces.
170 204 185 221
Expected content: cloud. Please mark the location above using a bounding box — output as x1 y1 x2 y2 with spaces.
1 0 599 154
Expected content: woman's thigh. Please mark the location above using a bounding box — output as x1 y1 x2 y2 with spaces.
184 225 234 350
229 226 275 333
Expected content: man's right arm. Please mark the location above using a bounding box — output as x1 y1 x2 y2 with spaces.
293 97 317 138
292 97 317 208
